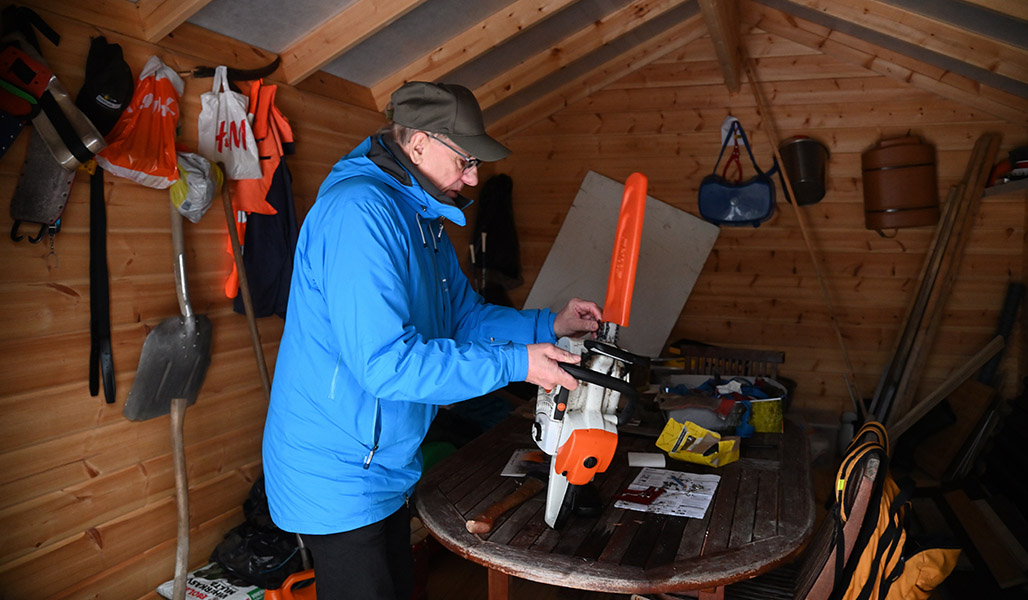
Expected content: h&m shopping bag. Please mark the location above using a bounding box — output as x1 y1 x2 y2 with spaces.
198 66 260 180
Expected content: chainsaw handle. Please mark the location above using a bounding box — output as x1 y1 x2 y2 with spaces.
584 340 647 365
558 362 638 426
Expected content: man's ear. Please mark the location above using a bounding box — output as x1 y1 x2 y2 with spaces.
408 131 428 165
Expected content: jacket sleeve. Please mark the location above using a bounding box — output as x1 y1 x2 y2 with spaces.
318 182 532 404
441 235 557 346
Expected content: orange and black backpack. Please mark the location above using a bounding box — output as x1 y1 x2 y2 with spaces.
828 421 960 600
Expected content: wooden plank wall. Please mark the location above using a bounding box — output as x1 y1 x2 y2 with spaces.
0 6 383 599
464 22 1028 419
1 3 1026 600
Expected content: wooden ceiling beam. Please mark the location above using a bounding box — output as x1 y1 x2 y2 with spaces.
773 0 1028 91
744 0 1028 125
475 0 692 111
135 0 213 43
280 0 428 86
369 0 578 110
16 0 146 40
958 0 1028 21
490 12 707 140
698 0 743 93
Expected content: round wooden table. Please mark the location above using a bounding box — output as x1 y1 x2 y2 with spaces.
415 415 815 599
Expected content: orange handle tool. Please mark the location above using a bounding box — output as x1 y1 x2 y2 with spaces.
602 172 648 327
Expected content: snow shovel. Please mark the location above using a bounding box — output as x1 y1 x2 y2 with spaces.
124 200 212 600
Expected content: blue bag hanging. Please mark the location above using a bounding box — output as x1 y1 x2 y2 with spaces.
698 120 780 227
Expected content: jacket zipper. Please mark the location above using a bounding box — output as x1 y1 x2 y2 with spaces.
417 216 451 328
363 397 381 469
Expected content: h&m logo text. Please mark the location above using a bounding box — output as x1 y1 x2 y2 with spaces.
216 120 249 152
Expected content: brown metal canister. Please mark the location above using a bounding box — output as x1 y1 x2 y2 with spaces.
779 135 830 206
861 136 939 230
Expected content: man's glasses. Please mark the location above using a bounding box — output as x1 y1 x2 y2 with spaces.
429 134 481 173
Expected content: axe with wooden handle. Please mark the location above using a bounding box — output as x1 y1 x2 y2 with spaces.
465 473 546 534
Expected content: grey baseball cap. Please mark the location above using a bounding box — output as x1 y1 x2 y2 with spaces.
389 81 510 162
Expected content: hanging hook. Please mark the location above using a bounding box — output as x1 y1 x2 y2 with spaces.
10 220 46 243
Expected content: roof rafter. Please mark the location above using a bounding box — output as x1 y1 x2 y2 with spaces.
369 0 579 110
958 0 1028 22
136 0 213 42
475 0 692 111
698 0 743 93
19 0 146 39
744 0 1028 125
15 0 212 45
490 12 707 140
777 0 1028 88
280 0 428 86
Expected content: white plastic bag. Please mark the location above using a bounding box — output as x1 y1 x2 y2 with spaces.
170 152 223 223
197 66 260 180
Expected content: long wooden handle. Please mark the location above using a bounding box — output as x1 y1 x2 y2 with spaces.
220 176 272 403
171 397 190 600
466 476 545 534
742 59 867 420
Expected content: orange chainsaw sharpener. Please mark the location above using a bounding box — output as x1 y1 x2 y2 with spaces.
554 428 618 486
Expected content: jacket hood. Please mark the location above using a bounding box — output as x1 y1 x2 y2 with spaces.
320 135 469 226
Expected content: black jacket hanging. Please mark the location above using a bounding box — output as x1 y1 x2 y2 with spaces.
471 173 522 307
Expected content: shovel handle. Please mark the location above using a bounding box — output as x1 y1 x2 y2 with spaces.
171 397 190 600
169 202 193 320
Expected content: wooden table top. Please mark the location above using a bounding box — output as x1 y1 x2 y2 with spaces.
415 413 815 595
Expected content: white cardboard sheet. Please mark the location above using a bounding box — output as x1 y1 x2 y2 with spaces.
524 171 719 357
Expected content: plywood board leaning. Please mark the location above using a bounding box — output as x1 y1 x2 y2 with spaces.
524 170 719 357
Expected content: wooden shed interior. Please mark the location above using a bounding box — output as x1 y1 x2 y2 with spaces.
1 0 1026 598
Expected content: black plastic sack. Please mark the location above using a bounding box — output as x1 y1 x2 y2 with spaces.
210 476 305 590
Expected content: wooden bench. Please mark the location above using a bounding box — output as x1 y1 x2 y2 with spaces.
664 344 785 379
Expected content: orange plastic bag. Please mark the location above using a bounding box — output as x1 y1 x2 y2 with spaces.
96 56 183 189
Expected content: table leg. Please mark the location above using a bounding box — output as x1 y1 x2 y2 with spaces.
697 586 724 600
487 568 510 600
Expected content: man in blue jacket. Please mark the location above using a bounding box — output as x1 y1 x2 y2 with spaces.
263 81 602 600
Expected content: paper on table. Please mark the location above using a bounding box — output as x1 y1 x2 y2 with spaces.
500 448 549 477
614 468 721 519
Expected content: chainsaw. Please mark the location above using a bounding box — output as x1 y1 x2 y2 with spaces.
531 173 648 529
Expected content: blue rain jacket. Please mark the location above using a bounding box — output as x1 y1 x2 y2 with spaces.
263 136 556 534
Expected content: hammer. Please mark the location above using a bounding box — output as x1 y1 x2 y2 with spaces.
465 472 546 534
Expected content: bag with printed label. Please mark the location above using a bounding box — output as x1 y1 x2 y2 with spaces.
95 55 183 189
197 65 260 180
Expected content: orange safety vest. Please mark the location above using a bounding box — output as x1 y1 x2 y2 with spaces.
224 79 294 297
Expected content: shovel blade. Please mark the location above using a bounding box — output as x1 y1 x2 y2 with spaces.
124 315 213 421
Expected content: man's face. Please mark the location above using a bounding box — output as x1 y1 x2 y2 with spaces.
410 132 480 198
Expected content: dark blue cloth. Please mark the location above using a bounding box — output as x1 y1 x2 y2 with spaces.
233 159 297 319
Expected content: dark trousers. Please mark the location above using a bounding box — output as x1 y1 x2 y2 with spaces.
300 504 413 600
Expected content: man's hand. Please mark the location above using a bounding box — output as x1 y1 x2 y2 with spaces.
525 343 581 391
553 297 602 339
